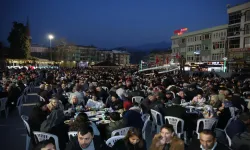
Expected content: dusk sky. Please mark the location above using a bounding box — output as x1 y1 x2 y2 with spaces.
0 0 248 48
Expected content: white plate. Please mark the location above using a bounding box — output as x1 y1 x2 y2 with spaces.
96 111 105 115
96 120 110 124
89 118 99 122
85 111 96 117
196 107 204 110
96 115 104 118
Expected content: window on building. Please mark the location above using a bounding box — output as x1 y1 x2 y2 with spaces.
220 32 223 37
181 38 185 43
203 45 209 50
245 10 250 22
204 34 210 40
195 45 201 50
229 11 242 24
245 37 250 48
229 37 240 48
228 25 241 36
245 24 250 35
213 42 225 49
194 36 196 41
216 33 218 38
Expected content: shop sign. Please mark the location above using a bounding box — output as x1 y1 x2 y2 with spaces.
229 48 250 52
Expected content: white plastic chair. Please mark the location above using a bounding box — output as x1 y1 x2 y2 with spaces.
39 95 46 102
224 117 236 146
170 91 176 98
141 113 150 122
196 118 218 139
0 97 8 118
142 114 151 139
21 115 31 150
111 127 131 137
132 96 144 104
165 116 184 138
150 109 164 133
29 82 35 92
106 135 125 147
68 131 77 139
102 86 109 92
22 87 29 102
33 131 60 150
16 95 25 116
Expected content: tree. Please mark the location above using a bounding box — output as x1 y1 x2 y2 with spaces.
7 22 30 59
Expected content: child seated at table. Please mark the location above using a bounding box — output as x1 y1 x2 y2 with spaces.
86 94 105 110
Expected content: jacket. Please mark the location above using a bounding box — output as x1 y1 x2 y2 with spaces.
150 133 184 150
112 139 147 150
105 119 126 139
65 135 111 150
188 139 230 150
232 131 250 150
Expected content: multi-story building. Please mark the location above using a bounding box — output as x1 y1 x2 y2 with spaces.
76 45 98 64
30 44 49 59
111 50 130 66
96 50 113 62
227 2 250 70
147 50 172 66
171 24 228 63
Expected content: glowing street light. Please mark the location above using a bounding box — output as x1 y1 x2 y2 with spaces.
48 34 54 61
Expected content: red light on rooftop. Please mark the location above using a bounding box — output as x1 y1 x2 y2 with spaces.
177 32 183 35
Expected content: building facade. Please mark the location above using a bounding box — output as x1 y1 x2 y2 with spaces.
30 44 49 59
147 50 172 66
111 50 130 66
171 24 228 63
227 2 250 70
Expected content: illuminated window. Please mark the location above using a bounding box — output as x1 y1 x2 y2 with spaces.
245 10 250 22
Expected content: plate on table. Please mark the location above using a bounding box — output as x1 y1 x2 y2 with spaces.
196 107 204 110
96 120 110 124
85 111 96 117
89 118 99 122
96 115 104 119
96 111 105 115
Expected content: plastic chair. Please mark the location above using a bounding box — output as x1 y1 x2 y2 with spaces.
39 95 46 102
33 131 60 150
21 115 31 150
132 96 144 104
0 97 8 118
170 91 176 98
111 127 131 137
196 118 218 139
150 109 164 133
22 87 29 102
142 114 151 139
16 95 25 116
106 135 125 147
68 131 77 139
165 116 184 138
224 117 236 146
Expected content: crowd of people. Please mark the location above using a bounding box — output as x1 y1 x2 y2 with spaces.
0 67 250 150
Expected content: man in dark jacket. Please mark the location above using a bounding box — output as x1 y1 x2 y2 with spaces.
66 126 111 150
105 112 126 139
188 130 230 150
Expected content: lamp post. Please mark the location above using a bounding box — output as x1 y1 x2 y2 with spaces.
48 34 54 61
223 57 227 72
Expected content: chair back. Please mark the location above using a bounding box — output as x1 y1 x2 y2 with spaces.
165 116 184 138
196 118 218 139
21 115 31 135
0 97 7 111
16 95 25 115
106 135 125 147
132 96 144 104
39 95 46 102
102 86 109 92
224 117 236 146
68 131 77 139
33 131 60 150
150 109 164 126
111 127 131 137
142 114 151 139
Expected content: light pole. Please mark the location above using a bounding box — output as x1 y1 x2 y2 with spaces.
48 34 54 61
223 57 227 72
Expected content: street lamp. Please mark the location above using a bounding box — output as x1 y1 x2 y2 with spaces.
223 57 227 72
48 34 54 61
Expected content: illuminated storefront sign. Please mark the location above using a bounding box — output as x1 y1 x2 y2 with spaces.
229 48 250 52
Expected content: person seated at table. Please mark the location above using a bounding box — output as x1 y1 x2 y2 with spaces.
175 90 188 103
28 101 49 131
69 112 100 136
150 124 184 150
165 91 174 102
141 94 164 114
188 129 230 150
96 86 109 104
191 93 206 106
65 95 84 111
202 105 216 119
112 127 147 150
209 95 222 109
69 85 84 104
55 88 68 106
65 125 111 150
39 84 52 102
122 109 144 129
33 139 56 150
40 108 68 150
105 112 126 139
231 128 250 150
86 94 105 110
106 94 123 111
